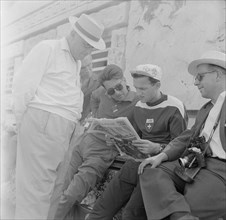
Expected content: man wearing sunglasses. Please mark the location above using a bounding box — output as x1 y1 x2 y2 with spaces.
90 64 136 118
137 51 226 220
86 64 188 220
53 64 140 219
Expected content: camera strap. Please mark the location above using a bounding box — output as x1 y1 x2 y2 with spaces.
201 92 225 146
202 103 223 155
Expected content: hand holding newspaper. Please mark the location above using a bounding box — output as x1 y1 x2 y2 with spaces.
87 117 148 160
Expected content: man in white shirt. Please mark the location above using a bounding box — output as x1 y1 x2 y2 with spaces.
12 14 105 219
138 51 226 220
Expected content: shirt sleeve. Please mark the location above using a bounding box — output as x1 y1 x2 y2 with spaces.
90 87 104 117
168 108 188 141
12 42 52 126
163 103 212 161
161 107 188 160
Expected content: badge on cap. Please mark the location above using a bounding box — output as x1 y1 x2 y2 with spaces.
145 119 154 132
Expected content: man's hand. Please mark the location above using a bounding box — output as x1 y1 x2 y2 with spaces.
132 139 160 155
105 134 115 147
138 152 168 175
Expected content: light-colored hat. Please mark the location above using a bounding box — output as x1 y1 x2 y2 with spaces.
69 14 106 50
130 64 163 81
188 50 226 75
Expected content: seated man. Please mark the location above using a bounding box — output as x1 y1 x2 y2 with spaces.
53 64 140 219
86 64 188 220
138 51 226 220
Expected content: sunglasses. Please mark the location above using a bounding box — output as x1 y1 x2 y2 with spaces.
106 82 124 96
194 70 216 82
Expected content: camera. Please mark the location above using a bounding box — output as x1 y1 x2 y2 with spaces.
174 136 209 183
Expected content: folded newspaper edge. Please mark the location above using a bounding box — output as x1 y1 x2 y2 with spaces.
87 117 148 159
86 117 139 138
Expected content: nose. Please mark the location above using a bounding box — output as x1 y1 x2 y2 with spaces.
194 78 199 86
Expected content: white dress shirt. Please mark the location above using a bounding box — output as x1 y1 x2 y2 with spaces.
13 38 83 124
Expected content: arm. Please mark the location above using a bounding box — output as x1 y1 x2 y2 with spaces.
12 42 51 127
90 87 104 117
138 106 189 173
138 129 192 175
164 103 212 161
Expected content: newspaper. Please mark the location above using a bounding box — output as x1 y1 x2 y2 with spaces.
87 117 148 159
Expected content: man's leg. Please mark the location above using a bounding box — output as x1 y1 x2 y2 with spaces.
140 161 190 220
87 160 140 220
122 182 147 220
184 158 226 220
15 108 75 219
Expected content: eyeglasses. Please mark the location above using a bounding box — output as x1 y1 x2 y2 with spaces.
194 70 216 82
106 82 124 95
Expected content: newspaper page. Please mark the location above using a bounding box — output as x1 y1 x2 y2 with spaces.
87 117 148 159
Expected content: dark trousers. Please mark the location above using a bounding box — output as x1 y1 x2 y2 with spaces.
140 158 226 220
87 160 147 220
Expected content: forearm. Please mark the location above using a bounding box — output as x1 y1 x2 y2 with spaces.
163 129 192 161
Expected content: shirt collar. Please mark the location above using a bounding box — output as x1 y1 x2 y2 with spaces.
146 93 167 106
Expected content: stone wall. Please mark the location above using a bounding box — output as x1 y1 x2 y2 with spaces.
124 0 225 109
2 0 225 111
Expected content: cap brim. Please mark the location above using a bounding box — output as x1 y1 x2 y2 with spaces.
69 16 106 50
188 58 226 76
130 70 151 77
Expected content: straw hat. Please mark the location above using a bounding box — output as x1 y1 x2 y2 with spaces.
188 51 226 75
69 14 106 50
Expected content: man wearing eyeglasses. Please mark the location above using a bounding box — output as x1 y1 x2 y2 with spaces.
137 51 226 220
53 64 140 219
86 64 188 220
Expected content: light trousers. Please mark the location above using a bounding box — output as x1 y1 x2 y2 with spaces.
15 107 76 219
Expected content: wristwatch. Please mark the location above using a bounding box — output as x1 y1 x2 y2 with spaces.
159 144 166 153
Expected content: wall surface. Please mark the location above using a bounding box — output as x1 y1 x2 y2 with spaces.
2 0 225 111
124 0 225 109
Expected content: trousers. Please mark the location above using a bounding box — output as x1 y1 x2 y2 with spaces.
54 133 119 219
87 160 147 220
15 107 76 219
140 158 226 220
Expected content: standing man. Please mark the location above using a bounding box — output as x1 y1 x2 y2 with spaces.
12 14 105 219
139 51 226 220
86 64 188 220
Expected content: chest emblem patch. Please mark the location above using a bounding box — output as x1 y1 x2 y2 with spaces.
145 119 154 132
